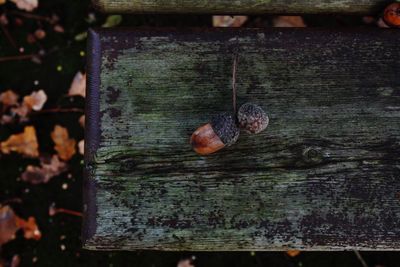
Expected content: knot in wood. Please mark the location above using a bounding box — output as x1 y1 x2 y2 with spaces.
302 147 323 165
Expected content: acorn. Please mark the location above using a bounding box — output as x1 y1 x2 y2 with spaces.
190 113 240 155
237 103 269 134
383 3 400 27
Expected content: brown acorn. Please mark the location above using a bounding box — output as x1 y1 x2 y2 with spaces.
190 113 240 155
383 3 400 27
237 103 269 134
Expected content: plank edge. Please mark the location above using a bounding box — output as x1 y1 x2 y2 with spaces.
82 28 102 248
90 0 387 14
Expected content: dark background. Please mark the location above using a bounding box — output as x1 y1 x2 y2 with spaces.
0 0 399 266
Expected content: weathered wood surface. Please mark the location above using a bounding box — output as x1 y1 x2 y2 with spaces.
84 28 400 251
93 0 392 14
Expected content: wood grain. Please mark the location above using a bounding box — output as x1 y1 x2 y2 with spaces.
92 0 391 14
84 28 400 250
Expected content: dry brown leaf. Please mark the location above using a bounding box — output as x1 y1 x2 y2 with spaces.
23 90 47 111
11 104 30 119
0 205 41 246
273 16 306 27
377 18 390 28
1 126 39 157
0 90 19 107
68 72 86 98
1 114 13 124
10 90 47 121
51 125 76 161
10 0 38 12
10 255 21 267
213 16 248 27
177 259 195 267
53 24 64 33
78 140 84 155
286 250 301 257
79 115 85 128
21 155 68 184
17 217 41 240
0 206 20 245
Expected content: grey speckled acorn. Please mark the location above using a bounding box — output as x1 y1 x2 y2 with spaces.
237 103 269 134
190 112 240 155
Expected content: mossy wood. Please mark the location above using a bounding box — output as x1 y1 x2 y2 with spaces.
93 0 391 14
84 28 400 251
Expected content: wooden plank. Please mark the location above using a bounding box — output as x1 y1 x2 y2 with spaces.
92 0 391 14
83 28 400 251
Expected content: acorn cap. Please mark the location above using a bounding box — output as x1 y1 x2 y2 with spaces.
237 103 269 134
210 112 240 146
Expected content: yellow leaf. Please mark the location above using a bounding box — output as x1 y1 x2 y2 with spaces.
0 126 39 157
51 125 76 161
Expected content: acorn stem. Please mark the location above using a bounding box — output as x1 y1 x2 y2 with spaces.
232 53 238 115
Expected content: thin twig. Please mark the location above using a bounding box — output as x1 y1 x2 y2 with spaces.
353 250 369 267
53 208 83 217
0 23 17 49
1 198 23 205
0 54 37 62
31 108 84 115
8 10 52 22
232 53 238 114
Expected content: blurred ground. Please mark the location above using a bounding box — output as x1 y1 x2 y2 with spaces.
0 0 399 266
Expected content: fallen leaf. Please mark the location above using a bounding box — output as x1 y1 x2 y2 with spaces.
79 115 85 128
0 126 39 157
10 90 47 121
34 29 46 40
286 250 301 257
1 114 13 124
10 0 38 12
0 90 19 107
377 18 390 28
16 217 41 240
0 206 20 245
273 16 306 27
11 255 20 267
51 125 76 161
23 90 47 111
11 104 30 119
0 13 8 25
177 259 195 267
78 140 84 155
74 31 87 42
68 72 86 98
102 15 122 28
0 205 41 246
53 24 64 33
213 16 248 27
21 155 68 184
